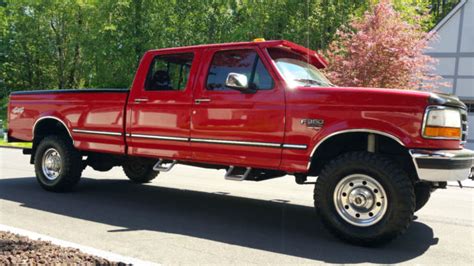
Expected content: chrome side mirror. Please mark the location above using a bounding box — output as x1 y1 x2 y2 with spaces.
225 72 249 91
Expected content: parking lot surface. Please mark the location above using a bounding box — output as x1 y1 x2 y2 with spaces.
1 148 473 264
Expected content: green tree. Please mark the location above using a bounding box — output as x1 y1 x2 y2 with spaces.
1 0 448 97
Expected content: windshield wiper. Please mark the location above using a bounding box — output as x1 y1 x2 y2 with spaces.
293 78 334 87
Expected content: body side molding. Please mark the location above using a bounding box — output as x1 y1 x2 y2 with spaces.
73 129 123 136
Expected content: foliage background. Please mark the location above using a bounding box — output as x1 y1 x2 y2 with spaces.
325 0 444 91
0 0 461 124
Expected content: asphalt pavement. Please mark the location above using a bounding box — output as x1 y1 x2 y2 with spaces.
1 147 473 265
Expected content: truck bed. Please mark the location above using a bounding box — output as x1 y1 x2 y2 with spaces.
8 89 129 154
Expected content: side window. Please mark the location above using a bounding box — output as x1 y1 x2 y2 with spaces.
145 53 194 91
206 49 273 91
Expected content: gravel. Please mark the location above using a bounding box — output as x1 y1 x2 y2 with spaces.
0 231 125 265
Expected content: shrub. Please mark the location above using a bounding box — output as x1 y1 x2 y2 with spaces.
324 0 444 91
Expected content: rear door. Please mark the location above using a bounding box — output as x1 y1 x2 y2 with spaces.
190 46 285 169
127 49 199 159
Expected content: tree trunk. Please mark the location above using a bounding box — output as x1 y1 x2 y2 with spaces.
133 0 143 67
67 7 82 89
50 19 65 89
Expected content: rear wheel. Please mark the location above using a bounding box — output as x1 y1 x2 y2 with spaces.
122 159 158 183
315 152 415 246
34 135 83 192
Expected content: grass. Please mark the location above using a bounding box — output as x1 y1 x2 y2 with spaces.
1 96 7 129
0 113 6 130
0 139 32 149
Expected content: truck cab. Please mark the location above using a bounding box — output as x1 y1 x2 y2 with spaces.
7 40 474 245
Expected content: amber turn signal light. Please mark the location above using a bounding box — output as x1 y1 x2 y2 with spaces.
424 126 461 138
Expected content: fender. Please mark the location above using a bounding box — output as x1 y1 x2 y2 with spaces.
32 115 73 142
307 128 406 170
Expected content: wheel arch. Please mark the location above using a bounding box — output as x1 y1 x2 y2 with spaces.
30 116 74 164
308 129 418 181
33 116 73 140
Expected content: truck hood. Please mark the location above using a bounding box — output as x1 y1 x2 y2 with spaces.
294 86 466 110
292 86 430 106
286 86 464 150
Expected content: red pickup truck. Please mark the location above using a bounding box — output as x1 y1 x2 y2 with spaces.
7 40 474 245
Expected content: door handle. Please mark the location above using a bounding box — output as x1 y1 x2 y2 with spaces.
195 98 211 104
134 98 149 103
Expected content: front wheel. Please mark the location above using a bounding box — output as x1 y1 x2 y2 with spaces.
314 152 415 246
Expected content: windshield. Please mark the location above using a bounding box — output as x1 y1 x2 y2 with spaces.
268 48 334 88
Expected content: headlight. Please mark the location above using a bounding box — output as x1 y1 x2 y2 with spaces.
423 106 462 139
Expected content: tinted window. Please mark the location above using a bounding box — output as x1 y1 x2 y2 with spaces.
206 50 273 91
145 53 194 91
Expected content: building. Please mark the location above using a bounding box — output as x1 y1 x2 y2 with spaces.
427 0 474 149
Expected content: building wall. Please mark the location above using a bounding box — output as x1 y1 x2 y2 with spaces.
427 0 474 149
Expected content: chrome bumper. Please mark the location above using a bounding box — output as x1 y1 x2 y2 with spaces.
410 149 474 182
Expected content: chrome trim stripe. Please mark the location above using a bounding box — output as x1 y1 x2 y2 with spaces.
282 144 307 149
190 138 281 148
72 129 122 136
128 134 307 149
130 133 189 142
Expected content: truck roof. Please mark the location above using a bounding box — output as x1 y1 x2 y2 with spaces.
148 40 328 68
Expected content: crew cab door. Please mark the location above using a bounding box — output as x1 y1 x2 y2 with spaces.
190 46 285 168
127 49 199 159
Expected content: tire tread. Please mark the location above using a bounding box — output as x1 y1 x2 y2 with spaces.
122 160 158 183
314 151 415 246
34 135 82 192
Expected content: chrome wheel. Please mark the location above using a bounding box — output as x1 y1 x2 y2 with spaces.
333 174 388 227
42 148 62 181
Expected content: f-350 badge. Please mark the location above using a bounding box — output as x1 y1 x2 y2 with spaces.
301 118 324 128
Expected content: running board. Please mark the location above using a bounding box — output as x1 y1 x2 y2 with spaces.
153 159 177 172
225 166 252 181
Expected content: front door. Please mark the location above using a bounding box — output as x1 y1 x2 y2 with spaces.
127 50 199 159
190 47 285 169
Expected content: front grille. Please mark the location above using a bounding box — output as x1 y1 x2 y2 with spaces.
461 109 468 144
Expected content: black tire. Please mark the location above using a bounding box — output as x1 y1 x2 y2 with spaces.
314 152 415 246
414 182 431 212
122 159 158 183
34 135 83 192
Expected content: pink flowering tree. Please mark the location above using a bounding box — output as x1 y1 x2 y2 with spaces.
324 0 443 90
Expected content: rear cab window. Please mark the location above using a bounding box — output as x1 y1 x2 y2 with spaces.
145 53 194 91
206 49 273 91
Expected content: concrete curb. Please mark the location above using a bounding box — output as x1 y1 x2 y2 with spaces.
0 224 159 266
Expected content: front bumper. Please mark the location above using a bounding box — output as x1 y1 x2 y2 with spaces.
410 149 474 182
